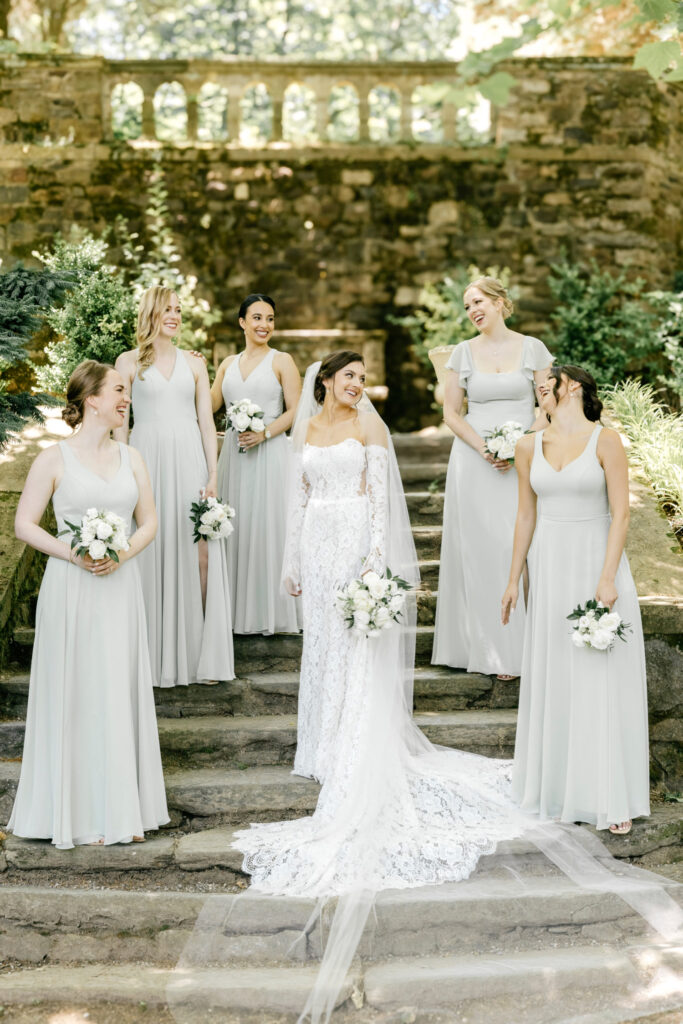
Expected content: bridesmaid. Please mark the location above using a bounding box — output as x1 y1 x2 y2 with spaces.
432 277 552 679
211 294 302 634
502 365 649 834
115 286 234 687
9 360 169 848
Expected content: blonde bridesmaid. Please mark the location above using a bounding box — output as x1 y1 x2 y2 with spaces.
211 294 302 634
115 286 234 687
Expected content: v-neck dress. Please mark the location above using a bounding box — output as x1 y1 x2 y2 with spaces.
216 349 302 634
8 441 169 848
131 351 234 687
512 426 650 829
432 336 552 675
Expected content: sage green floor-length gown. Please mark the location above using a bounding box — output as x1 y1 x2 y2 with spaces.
513 426 650 829
131 350 235 687
217 348 302 635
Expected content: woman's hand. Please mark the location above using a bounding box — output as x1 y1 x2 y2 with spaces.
202 472 218 499
595 577 618 610
82 553 123 576
238 430 266 451
501 581 518 625
284 576 302 597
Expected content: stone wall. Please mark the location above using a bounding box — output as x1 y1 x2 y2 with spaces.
0 55 681 426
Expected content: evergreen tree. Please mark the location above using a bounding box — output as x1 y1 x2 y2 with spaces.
0 263 72 446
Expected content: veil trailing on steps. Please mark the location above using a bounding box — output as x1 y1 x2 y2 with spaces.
167 362 683 1024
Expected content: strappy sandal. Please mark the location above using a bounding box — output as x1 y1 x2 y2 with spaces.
608 821 632 835
496 674 518 682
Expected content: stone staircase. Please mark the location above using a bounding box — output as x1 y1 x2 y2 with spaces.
0 432 681 1023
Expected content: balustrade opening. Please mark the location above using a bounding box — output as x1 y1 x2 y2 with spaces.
198 83 229 142
154 82 187 142
283 83 316 143
240 83 273 145
328 84 359 142
111 82 143 140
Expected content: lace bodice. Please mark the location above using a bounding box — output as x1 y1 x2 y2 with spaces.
283 438 388 586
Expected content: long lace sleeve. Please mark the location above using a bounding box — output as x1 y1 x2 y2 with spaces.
282 454 310 588
360 444 388 577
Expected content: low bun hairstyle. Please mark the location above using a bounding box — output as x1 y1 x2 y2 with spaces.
314 350 365 406
238 293 276 321
465 277 514 319
549 364 603 422
62 359 114 429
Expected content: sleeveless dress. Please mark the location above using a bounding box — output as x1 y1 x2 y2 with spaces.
131 351 234 688
513 426 650 829
432 336 552 676
8 442 169 849
216 349 301 635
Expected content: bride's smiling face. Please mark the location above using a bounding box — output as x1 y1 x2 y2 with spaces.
328 361 366 407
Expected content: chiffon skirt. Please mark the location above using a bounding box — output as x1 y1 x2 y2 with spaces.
217 429 301 635
512 514 650 829
8 557 169 848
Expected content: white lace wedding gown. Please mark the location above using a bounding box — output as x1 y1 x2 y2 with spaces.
233 437 527 897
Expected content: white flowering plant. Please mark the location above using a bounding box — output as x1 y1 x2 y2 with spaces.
567 599 631 651
336 569 412 639
226 399 266 453
189 496 236 543
483 421 526 464
59 507 130 563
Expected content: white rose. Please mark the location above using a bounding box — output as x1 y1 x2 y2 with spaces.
200 510 215 525
88 539 107 560
590 629 613 651
251 418 266 433
599 612 621 631
84 508 98 520
353 591 372 612
247 402 260 416
375 606 391 626
198 524 211 535
389 594 405 613
219 520 234 539
96 521 113 540
367 577 386 600
487 436 502 454
233 412 251 432
571 630 589 648
388 579 399 595
363 570 380 586
497 442 515 460
347 579 360 596
353 610 370 627
578 615 592 631
81 525 96 545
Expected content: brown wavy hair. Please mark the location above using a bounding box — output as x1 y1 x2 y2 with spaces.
136 285 179 379
314 351 365 405
62 360 114 429
464 277 514 319
548 364 603 422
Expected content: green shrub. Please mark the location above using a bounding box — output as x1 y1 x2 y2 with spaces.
394 264 519 371
546 258 660 387
648 289 683 410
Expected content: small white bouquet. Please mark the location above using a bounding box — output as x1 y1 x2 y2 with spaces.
190 496 236 543
226 398 266 453
483 421 526 464
567 599 631 651
59 507 130 563
336 569 411 639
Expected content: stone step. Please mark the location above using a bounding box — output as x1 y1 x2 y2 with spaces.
0 709 518 768
4 805 679 880
406 490 445 525
0 870 675 969
1 944 670 1023
412 525 442 560
11 624 442 670
399 460 448 492
393 433 453 459
0 666 516 720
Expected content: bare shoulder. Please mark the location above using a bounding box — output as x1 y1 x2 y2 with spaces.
34 442 64 473
515 432 536 458
361 410 388 447
115 349 137 375
183 349 208 377
126 444 145 471
273 350 297 371
597 425 625 456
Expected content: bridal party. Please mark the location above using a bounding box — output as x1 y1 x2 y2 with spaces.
8 277 649 867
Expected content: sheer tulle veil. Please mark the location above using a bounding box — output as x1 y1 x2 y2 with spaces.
167 362 682 1024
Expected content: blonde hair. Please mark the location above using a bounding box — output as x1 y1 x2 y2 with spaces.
464 277 514 319
136 285 178 378
62 359 113 429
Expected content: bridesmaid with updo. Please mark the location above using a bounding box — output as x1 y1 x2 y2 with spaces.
9 360 169 848
211 293 302 634
115 285 234 687
432 277 552 680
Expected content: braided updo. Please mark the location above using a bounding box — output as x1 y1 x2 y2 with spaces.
314 350 365 405
62 360 114 429
548 364 603 422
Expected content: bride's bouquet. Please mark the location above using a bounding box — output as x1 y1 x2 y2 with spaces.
483 421 525 464
190 496 236 543
226 399 266 453
337 569 411 639
59 507 130 563
567 599 631 651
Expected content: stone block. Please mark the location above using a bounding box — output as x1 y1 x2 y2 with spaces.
341 168 373 186
234 182 249 200
428 200 459 229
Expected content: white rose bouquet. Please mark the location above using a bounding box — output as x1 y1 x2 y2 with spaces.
483 421 526 464
59 507 130 563
567 599 631 651
336 569 411 639
189 496 236 543
226 399 266 453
